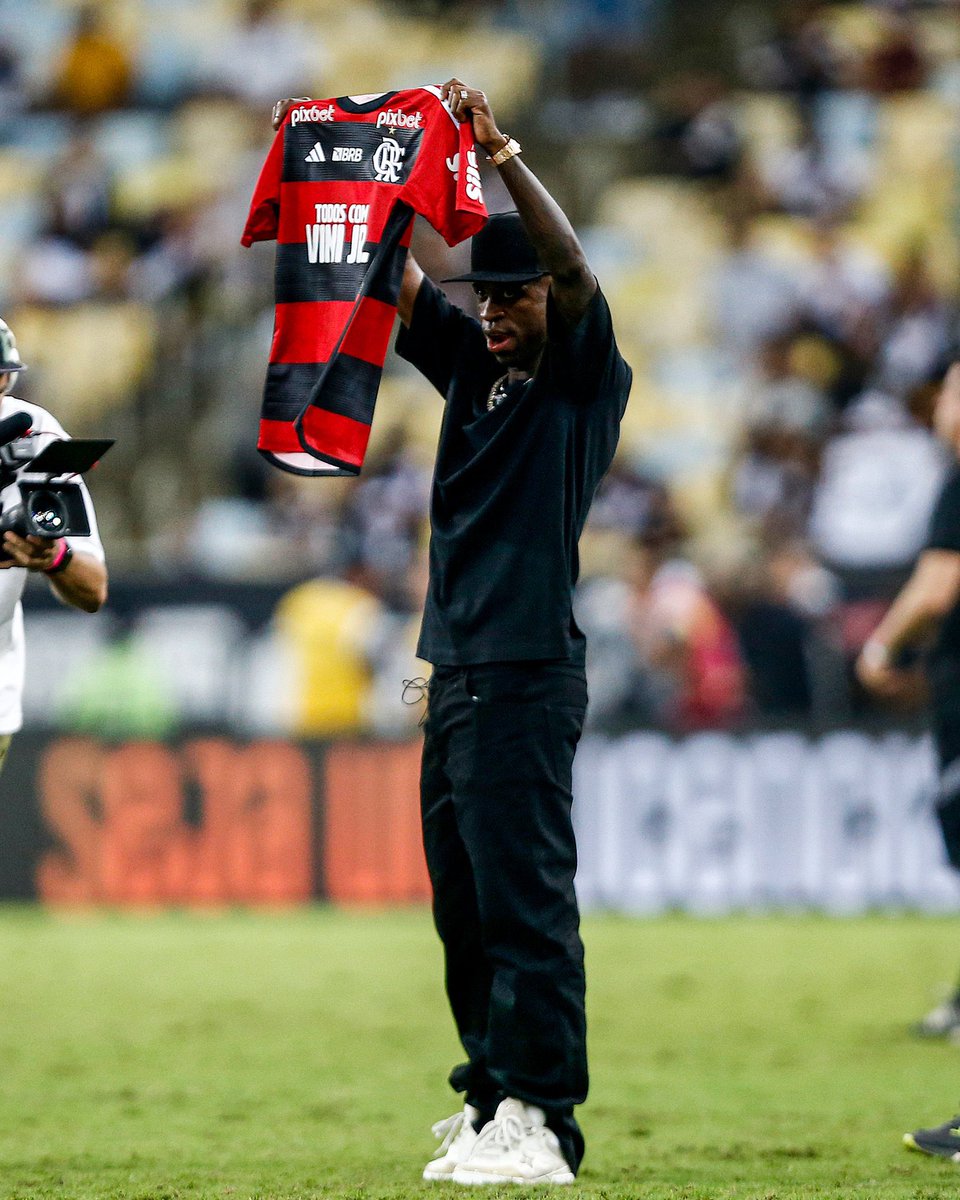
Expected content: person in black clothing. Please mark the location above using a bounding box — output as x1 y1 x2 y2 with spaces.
855 362 960 1160
274 76 631 1186
399 80 631 1187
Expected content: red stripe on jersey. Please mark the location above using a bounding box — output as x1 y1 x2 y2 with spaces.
341 297 397 362
258 414 366 469
299 405 370 468
258 418 303 453
271 298 396 365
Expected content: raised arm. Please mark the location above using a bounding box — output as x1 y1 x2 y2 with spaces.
439 79 597 328
398 254 425 328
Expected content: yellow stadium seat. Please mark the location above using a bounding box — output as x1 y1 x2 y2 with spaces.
876 94 955 175
0 151 43 201
9 303 156 429
853 174 953 265
672 470 734 536
173 97 260 176
820 4 884 55
113 154 214 220
736 92 801 161
750 214 817 268
140 0 237 44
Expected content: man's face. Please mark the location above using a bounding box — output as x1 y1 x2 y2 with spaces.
473 278 549 370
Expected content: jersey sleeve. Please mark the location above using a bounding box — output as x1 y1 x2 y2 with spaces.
928 466 960 553
395 276 486 397
241 121 285 246
402 95 487 246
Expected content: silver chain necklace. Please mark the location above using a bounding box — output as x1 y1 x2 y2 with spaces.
486 373 529 412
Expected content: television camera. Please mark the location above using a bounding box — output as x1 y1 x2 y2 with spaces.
0 410 113 559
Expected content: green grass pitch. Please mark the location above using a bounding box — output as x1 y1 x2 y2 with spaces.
1 908 960 1198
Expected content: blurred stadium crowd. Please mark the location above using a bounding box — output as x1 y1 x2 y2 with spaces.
5 0 960 737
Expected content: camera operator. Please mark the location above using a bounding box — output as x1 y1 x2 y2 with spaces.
0 319 107 777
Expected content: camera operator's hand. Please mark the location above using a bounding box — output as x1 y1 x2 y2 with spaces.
0 532 61 571
0 531 107 611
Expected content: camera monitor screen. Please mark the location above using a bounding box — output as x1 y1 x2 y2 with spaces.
26 438 115 476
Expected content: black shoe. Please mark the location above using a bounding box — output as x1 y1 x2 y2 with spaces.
913 995 960 1039
904 1115 960 1160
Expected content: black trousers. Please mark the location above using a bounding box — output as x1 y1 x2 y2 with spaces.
420 660 588 1174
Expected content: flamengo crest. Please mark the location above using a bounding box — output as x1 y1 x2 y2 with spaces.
373 137 405 183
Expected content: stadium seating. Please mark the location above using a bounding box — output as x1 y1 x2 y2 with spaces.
6 0 960 733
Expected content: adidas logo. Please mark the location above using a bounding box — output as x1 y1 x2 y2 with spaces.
304 143 326 163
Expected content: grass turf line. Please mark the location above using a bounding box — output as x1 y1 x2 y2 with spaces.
0 908 958 1198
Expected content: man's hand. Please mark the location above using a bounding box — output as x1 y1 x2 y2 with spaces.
438 79 506 156
855 652 900 697
0 532 62 572
855 644 925 704
272 97 311 130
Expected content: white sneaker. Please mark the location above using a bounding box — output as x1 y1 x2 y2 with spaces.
452 1097 574 1185
423 1103 481 1181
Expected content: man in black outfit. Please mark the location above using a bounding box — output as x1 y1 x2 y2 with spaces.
275 76 631 1186
856 362 960 1161
399 80 631 1186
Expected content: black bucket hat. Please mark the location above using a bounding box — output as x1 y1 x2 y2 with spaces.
442 211 548 284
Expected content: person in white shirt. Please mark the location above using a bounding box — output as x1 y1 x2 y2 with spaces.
0 318 107 775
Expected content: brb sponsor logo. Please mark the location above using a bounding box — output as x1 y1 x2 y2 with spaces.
373 137 405 184
445 149 484 203
376 108 423 130
332 146 363 163
305 202 371 265
290 103 335 126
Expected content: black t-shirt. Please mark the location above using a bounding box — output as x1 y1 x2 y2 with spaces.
396 277 632 665
927 462 960 668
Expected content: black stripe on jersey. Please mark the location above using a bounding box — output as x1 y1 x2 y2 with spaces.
263 358 382 426
262 362 320 423
282 123 423 185
274 238 408 304
303 353 381 425
337 93 397 114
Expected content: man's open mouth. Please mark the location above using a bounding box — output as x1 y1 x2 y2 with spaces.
485 332 515 354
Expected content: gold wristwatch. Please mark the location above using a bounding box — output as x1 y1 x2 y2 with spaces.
488 137 522 166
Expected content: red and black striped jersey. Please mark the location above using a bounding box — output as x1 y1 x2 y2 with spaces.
242 87 488 476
